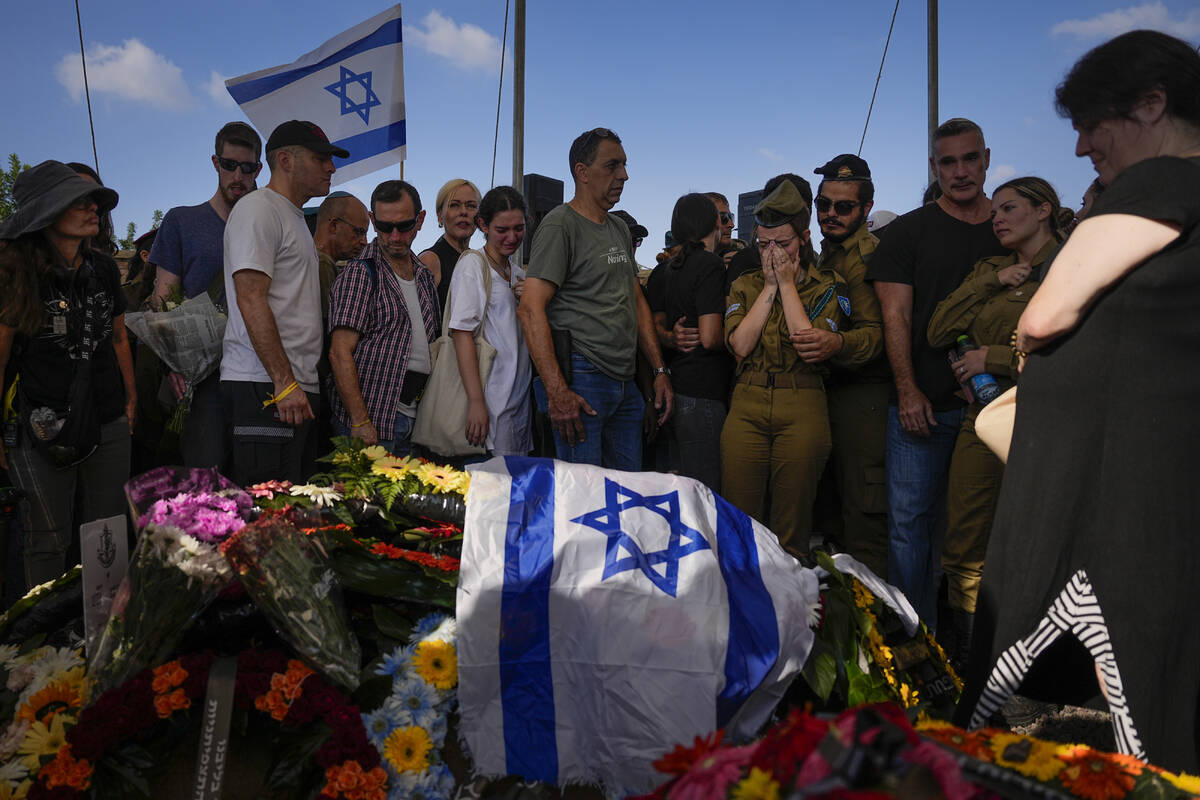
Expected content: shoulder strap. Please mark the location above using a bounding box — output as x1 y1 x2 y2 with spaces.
441 249 494 339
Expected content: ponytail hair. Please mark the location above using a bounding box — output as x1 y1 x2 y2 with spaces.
995 176 1066 241
666 193 718 270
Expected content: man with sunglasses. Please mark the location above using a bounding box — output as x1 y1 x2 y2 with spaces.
519 127 673 469
221 120 347 485
147 121 262 471
313 193 370 322
327 180 438 455
811 154 888 578
704 192 738 267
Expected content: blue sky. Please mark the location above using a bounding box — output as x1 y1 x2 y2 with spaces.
3 1 1199 260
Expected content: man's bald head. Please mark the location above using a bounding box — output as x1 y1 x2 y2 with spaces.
315 193 369 261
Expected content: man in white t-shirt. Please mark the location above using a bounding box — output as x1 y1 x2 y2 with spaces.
220 119 348 484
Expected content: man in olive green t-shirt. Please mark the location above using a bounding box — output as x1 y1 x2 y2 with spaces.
518 127 673 469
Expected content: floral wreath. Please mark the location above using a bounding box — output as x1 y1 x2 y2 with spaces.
361 612 459 800
24 648 386 799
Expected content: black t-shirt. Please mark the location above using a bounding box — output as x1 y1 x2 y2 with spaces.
725 247 760 297
14 253 128 423
646 249 733 401
865 202 1005 410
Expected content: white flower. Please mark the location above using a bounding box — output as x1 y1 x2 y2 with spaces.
806 595 824 629
289 483 343 508
0 720 30 762
0 645 19 668
5 664 34 693
24 647 84 695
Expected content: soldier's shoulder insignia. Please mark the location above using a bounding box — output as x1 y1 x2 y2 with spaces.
838 294 852 317
725 302 742 317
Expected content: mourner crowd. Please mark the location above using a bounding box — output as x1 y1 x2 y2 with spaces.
2 28 1200 771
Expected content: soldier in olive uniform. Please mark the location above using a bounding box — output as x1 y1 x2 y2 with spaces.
926 176 1064 666
722 181 880 557
812 155 889 577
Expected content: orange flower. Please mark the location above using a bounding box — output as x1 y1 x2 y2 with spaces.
322 761 388 799
43 744 93 790
920 725 994 762
153 687 190 718
1058 749 1137 800
151 660 188 693
16 680 85 725
255 688 291 721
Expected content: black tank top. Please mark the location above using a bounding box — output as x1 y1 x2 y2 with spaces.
421 236 464 311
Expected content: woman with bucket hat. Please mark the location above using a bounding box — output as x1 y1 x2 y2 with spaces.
0 160 136 589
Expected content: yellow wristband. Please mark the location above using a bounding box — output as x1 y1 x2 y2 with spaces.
262 380 299 408
351 418 371 428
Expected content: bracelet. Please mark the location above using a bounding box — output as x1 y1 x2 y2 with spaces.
262 380 299 408
350 418 371 429
1010 331 1029 361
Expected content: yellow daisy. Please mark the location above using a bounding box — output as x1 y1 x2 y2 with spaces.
383 725 432 773
15 680 84 725
731 767 780 800
17 715 68 771
850 578 874 609
915 714 954 731
362 445 389 461
990 732 1064 781
412 640 458 689
372 456 418 481
331 451 353 465
0 780 30 800
1163 770 1200 794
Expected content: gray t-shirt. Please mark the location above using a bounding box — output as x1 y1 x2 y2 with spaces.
526 204 638 381
221 187 322 392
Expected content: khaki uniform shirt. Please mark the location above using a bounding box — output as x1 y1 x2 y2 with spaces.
817 224 886 379
725 261 866 377
318 249 340 324
926 238 1059 385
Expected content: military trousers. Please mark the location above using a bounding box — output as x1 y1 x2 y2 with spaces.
720 378 831 556
942 404 1003 613
826 379 890 577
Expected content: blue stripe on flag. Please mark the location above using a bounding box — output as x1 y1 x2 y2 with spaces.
332 121 406 168
226 18 403 104
713 494 780 726
499 456 559 781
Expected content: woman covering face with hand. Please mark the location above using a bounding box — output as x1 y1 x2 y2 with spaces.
721 181 869 557
446 186 532 457
0 160 136 589
926 176 1065 669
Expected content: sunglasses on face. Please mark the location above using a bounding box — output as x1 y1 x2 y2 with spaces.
373 217 419 235
719 211 734 225
333 217 368 237
816 197 863 215
215 155 261 174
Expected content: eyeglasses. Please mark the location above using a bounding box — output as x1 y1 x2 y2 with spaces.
815 197 863 215
719 211 734 225
756 235 797 250
215 155 261 174
373 217 419 235
333 217 368 237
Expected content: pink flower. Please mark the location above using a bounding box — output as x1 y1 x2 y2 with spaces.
667 743 755 800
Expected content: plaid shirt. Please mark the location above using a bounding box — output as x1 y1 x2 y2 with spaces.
327 239 440 434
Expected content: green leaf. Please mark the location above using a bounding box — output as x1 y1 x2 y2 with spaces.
846 662 890 707
371 604 414 641
332 550 456 607
801 646 839 701
264 725 329 791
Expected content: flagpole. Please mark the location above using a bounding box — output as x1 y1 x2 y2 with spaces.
511 0 525 191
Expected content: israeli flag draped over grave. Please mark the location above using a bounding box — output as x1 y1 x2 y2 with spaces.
225 4 405 185
456 457 821 795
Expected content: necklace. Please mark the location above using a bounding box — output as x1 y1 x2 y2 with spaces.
483 248 511 282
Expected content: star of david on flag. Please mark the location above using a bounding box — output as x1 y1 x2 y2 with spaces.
224 4 406 185
456 457 821 795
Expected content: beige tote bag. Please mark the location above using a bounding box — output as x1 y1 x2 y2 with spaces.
974 385 1017 463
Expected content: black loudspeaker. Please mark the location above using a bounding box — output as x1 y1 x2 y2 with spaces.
522 173 564 266
737 190 763 244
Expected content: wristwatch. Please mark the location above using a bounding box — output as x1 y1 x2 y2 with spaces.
652 366 670 378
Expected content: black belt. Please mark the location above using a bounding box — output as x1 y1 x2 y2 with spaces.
399 371 428 405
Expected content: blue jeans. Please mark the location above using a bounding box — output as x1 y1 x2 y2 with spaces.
670 394 726 492
533 353 644 470
334 412 414 457
885 404 964 626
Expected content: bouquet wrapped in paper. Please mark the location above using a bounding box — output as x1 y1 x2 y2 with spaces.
89 477 252 692
124 293 226 432
221 515 361 690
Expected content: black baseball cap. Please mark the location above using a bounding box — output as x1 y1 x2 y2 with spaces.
610 210 648 239
265 120 349 159
814 154 872 182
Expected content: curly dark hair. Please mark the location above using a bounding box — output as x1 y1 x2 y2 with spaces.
0 234 55 335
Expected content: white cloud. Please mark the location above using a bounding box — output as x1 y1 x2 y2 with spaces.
1051 2 1200 39
55 38 192 109
205 70 236 108
407 10 504 72
987 164 1017 185
758 147 782 161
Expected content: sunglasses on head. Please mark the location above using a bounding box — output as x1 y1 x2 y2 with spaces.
816 197 863 215
373 217 419 235
215 155 261 174
333 217 368 237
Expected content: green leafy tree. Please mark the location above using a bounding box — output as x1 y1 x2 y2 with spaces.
119 221 137 250
0 154 31 221
152 209 163 229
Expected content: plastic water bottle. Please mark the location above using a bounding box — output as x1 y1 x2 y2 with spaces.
955 335 1002 405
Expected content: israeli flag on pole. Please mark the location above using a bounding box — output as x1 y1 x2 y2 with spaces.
457 457 820 795
225 5 405 185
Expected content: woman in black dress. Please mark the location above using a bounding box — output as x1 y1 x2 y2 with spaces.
957 30 1200 773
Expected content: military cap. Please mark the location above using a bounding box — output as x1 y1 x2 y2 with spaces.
814 154 872 182
754 180 809 228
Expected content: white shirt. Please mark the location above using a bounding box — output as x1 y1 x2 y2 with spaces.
395 274 431 419
447 250 532 455
220 187 322 391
